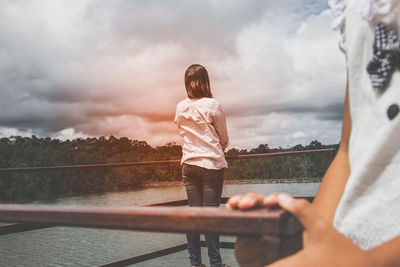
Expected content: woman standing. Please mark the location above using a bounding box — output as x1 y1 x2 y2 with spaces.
174 64 229 267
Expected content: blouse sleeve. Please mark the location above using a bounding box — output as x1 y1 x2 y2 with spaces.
174 103 181 126
213 103 229 151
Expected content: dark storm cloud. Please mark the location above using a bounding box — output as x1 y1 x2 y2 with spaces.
105 0 267 51
226 102 343 121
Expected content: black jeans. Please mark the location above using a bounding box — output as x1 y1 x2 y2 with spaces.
182 163 224 267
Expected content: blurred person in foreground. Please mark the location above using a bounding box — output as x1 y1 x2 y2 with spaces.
227 0 400 266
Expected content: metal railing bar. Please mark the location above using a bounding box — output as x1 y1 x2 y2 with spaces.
97 241 236 267
0 205 301 237
229 148 335 159
147 197 229 207
0 222 52 235
146 199 187 207
0 159 180 173
0 149 335 173
97 243 188 267
206 241 235 249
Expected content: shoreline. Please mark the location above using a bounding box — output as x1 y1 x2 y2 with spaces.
143 178 322 187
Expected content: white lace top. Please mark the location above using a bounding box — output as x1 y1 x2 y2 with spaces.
329 0 400 250
329 0 400 52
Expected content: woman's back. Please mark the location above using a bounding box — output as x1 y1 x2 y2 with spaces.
175 97 228 170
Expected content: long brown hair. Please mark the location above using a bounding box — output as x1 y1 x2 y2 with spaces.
184 64 213 99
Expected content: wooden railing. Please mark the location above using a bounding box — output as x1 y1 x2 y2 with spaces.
0 201 304 266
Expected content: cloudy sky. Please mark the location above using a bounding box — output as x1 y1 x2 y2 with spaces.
0 0 346 149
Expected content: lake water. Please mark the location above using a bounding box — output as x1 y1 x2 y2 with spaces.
0 182 320 267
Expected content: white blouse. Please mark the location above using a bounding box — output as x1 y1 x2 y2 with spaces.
329 0 400 250
174 97 229 170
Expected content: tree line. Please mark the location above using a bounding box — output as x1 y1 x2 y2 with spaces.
0 136 338 202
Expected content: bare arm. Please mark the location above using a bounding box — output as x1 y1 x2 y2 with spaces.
368 237 400 267
312 79 351 224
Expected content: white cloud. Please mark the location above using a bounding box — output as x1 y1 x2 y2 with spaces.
54 128 89 141
0 127 33 138
228 112 341 149
215 7 346 149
